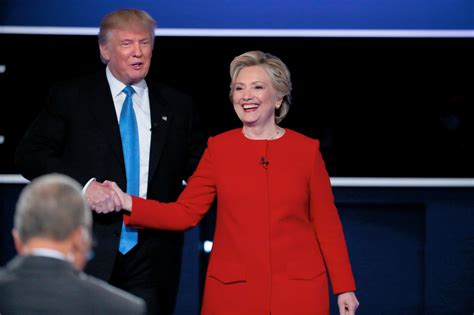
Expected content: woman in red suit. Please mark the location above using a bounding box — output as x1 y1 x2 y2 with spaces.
105 51 359 315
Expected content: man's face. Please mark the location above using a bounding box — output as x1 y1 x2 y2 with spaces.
100 28 153 85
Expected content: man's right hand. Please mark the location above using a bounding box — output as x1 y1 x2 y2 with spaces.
85 180 123 213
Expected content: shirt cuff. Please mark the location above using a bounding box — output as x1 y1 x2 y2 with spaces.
82 178 96 194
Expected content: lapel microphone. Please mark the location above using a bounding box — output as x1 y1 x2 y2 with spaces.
260 156 269 168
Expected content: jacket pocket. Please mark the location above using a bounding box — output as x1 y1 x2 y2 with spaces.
208 261 247 284
287 260 326 280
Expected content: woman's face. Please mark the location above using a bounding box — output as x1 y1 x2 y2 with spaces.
232 65 282 129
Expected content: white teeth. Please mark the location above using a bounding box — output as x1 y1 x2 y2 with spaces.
243 104 258 110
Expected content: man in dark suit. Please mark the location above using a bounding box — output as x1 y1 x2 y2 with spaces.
0 173 146 315
14 9 205 315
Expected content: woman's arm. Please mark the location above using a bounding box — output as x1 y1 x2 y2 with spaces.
106 146 217 231
309 140 356 293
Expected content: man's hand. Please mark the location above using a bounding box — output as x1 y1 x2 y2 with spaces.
85 180 122 213
103 180 132 211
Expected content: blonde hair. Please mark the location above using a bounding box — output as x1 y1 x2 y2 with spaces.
98 9 156 63
230 51 292 124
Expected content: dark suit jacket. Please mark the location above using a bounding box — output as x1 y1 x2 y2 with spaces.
14 71 205 310
0 255 146 315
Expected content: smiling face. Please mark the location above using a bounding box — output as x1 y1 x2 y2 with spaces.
99 28 153 85
232 65 282 129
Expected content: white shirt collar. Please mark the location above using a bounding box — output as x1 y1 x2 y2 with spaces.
105 66 147 99
29 248 67 261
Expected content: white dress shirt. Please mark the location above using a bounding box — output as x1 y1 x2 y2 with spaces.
106 67 151 199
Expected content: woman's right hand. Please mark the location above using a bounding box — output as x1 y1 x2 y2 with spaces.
86 179 123 213
103 180 133 212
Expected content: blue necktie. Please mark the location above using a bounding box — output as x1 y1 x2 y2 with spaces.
118 85 139 254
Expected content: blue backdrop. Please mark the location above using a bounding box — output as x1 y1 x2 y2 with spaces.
1 0 472 29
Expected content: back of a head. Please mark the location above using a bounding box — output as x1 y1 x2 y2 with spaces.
14 173 91 243
4 175 143 314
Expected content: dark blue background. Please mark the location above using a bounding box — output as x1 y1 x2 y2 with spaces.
1 0 472 29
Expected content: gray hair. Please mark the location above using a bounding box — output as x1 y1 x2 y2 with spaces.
14 174 91 243
98 8 156 63
230 51 292 124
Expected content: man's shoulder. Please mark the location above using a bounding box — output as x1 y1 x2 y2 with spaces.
149 81 184 94
148 80 193 104
0 259 145 315
78 272 146 313
50 71 106 91
0 266 13 282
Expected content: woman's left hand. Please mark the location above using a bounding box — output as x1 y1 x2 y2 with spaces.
337 291 359 315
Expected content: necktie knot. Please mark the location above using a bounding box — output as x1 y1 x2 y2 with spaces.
123 85 135 97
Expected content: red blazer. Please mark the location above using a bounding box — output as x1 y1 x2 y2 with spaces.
126 129 356 315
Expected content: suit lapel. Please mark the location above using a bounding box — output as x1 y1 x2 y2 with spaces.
86 74 171 184
87 72 125 170
148 83 173 184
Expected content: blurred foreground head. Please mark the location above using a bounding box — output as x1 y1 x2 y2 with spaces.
13 173 92 269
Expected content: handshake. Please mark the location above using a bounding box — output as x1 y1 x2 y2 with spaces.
84 180 133 214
